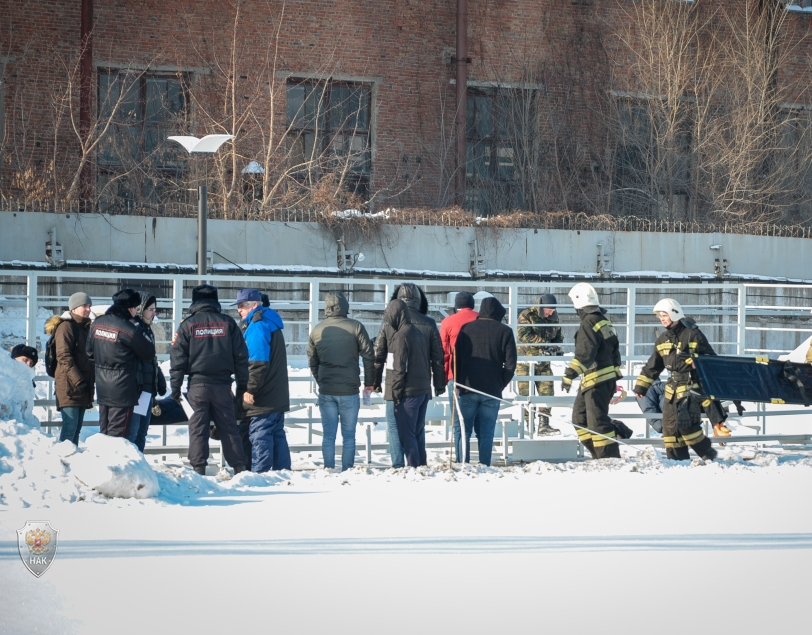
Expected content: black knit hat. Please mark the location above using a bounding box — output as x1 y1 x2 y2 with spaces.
192 284 219 303
112 288 142 308
11 344 38 364
540 293 557 306
454 291 475 310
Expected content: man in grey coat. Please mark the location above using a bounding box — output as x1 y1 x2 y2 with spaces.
307 291 375 471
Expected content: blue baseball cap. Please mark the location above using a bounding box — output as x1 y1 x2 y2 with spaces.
232 288 262 305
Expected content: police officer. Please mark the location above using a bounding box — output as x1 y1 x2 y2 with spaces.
633 298 718 461
87 289 156 439
517 293 563 436
169 284 248 475
561 283 624 459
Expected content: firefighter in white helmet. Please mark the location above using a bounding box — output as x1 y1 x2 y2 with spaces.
634 298 726 461
562 283 627 459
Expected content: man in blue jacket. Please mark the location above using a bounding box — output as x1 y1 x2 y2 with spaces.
235 288 291 472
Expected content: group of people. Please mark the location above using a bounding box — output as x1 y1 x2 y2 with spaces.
11 278 795 472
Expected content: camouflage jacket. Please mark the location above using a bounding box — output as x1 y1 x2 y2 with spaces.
517 308 563 357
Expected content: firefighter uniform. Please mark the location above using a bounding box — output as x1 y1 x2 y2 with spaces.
516 303 563 428
563 307 623 459
635 318 717 461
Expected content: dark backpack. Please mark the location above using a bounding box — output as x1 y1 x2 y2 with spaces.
44 318 79 378
44 335 59 378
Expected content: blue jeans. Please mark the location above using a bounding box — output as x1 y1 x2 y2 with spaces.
385 400 405 468
59 407 86 445
394 394 430 468
457 391 500 466
128 396 153 452
249 411 291 472
319 393 360 470
448 380 464 463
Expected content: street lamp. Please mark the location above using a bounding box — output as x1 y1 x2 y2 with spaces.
168 134 234 275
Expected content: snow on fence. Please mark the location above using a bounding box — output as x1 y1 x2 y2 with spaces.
1 270 811 462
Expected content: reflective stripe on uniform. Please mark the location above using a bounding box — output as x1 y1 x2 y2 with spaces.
755 357 769 365
664 383 698 400
568 359 588 375
592 430 617 447
576 428 592 442
657 342 674 355
581 365 622 389
592 320 611 333
663 435 687 448
636 374 654 387
682 428 706 445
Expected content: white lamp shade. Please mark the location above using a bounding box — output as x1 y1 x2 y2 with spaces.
167 134 235 154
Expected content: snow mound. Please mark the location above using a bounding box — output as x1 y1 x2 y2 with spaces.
0 349 38 426
67 434 160 499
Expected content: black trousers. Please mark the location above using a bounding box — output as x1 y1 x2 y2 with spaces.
99 405 133 438
662 395 715 461
187 383 247 470
572 381 620 459
394 394 429 468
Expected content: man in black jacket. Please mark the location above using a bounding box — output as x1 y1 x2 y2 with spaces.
86 289 156 439
454 297 517 466
384 299 433 467
170 284 248 475
373 283 445 468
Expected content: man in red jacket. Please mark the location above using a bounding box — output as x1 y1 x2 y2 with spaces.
439 292 478 462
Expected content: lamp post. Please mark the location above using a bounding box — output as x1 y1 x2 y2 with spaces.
168 134 234 275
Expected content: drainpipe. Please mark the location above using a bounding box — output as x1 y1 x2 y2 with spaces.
455 0 468 207
79 0 93 204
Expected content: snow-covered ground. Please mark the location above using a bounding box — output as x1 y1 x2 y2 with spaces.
1 352 811 634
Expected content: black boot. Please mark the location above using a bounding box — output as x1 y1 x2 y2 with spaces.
233 465 247 475
582 438 598 459
193 465 206 475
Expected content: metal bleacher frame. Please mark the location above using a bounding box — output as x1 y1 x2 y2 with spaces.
2 271 811 465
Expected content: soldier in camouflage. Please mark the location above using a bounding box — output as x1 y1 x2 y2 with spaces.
517 293 563 435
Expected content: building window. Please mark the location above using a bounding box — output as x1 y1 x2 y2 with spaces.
612 98 691 220
465 87 535 216
96 70 190 209
286 80 371 201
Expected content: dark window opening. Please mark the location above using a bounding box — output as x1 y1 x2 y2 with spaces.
286 80 372 203
465 87 534 216
96 70 190 210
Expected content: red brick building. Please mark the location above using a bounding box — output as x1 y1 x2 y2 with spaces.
2 1 812 223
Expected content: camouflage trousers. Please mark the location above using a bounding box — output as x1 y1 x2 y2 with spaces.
516 362 554 422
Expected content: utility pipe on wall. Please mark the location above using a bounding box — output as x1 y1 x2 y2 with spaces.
455 0 468 207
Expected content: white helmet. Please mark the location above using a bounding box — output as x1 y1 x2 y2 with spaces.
568 283 600 309
653 298 683 322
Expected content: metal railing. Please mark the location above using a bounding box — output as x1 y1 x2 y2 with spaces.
2 270 811 462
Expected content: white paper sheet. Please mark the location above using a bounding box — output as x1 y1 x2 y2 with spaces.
179 393 195 418
133 391 151 416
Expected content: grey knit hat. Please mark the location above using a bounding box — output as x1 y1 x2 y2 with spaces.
69 292 93 311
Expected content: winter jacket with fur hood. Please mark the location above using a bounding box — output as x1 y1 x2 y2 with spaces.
45 312 94 409
455 297 517 398
380 299 432 404
87 303 156 408
307 292 375 396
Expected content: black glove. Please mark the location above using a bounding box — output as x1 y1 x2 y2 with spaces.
435 386 446 397
157 372 167 397
170 391 182 403
633 386 648 398
209 424 220 440
733 400 745 417
561 377 572 393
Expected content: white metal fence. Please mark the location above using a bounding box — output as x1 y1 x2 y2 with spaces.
2 271 811 462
